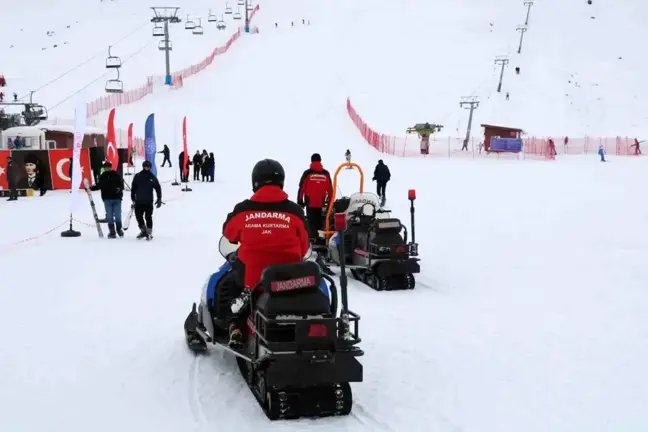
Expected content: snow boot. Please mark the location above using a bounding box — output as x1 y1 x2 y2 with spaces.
116 221 124 237
228 323 245 350
107 223 117 239
146 228 153 240
136 226 148 239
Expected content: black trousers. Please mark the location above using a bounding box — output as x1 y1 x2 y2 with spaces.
306 207 323 241
193 166 200 180
134 202 154 230
8 182 17 199
161 155 171 167
376 181 387 197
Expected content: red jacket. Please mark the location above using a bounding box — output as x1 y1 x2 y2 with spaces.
223 185 310 290
297 162 333 208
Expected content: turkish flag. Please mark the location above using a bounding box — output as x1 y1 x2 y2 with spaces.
106 108 119 169
0 150 9 190
48 149 92 190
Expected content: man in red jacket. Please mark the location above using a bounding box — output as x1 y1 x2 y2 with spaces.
297 153 333 244
222 159 310 348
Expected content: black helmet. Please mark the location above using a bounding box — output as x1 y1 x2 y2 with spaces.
311 153 321 162
142 160 152 168
252 159 285 192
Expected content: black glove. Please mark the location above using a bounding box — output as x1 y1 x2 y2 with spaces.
372 177 376 181
155 200 162 209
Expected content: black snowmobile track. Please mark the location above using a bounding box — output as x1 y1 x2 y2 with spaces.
352 270 416 291
237 358 353 420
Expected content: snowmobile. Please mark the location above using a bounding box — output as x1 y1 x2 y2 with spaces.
318 162 420 291
183 226 363 420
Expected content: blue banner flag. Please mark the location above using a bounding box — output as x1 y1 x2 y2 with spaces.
490 137 523 153
144 114 157 176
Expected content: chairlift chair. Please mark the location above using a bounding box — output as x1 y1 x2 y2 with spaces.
208 9 217 22
237 0 244 5
105 69 124 93
105 46 121 69
192 18 204 35
224 3 233 14
233 8 242 19
247 2 253 11
152 24 165 37
158 40 172 51
185 14 196 30
216 16 227 30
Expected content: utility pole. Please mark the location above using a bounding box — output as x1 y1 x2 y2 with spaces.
523 0 534 25
494 55 509 93
459 97 479 149
150 7 181 86
516 25 528 54
244 0 251 32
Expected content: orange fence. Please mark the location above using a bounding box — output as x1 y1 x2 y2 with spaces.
84 5 259 119
347 97 643 160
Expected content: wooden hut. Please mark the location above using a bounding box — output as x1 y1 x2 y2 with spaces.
481 124 523 151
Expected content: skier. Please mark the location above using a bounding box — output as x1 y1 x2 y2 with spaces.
345 149 352 167
631 138 642 155
89 161 124 238
192 151 202 181
373 160 391 204
515 66 520 74
5 156 18 201
159 144 172 167
130 160 162 240
297 153 333 244
598 144 606 162
222 159 309 349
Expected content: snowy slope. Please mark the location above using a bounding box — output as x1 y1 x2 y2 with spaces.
2 0 648 431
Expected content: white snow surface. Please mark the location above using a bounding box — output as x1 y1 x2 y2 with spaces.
1 0 648 431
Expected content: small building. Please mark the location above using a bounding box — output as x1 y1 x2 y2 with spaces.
0 124 105 150
481 124 523 151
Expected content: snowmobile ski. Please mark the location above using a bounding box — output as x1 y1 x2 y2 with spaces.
83 178 104 238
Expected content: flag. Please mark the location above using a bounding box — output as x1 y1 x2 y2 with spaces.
182 116 189 178
127 123 133 167
106 108 119 169
144 113 157 176
69 93 86 212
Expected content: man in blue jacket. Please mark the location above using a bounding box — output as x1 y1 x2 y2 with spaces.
131 160 162 240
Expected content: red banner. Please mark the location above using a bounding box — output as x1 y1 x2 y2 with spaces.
182 116 189 177
127 123 133 167
0 150 9 190
106 108 118 168
48 149 92 190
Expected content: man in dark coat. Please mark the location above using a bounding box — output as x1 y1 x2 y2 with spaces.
16 152 40 190
373 159 391 201
90 161 124 238
131 160 162 240
159 144 172 167
6 156 18 201
178 151 191 182
192 151 202 181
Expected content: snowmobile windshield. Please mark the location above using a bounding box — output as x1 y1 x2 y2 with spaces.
345 192 380 218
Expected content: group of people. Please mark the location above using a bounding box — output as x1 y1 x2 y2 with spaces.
158 145 216 183
89 160 162 239
215 153 392 349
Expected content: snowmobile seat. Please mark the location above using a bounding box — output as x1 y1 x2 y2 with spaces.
256 262 330 317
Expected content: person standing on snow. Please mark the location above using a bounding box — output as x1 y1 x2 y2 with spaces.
297 153 333 244
218 159 310 349
5 156 18 201
130 160 162 240
192 150 202 181
159 144 172 167
89 161 124 238
373 159 391 202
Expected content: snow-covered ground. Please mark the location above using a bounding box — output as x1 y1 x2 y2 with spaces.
1 0 648 431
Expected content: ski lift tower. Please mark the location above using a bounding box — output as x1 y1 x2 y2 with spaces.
150 7 181 86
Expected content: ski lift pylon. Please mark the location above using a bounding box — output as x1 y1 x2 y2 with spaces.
105 46 121 69
185 14 196 29
192 18 204 35
105 69 124 93
152 24 164 37
208 9 217 22
233 8 242 19
224 3 233 14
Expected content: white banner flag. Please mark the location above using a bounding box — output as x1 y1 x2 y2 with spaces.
69 93 86 213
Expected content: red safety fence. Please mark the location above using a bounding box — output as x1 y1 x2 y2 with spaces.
347 98 643 160
85 5 260 119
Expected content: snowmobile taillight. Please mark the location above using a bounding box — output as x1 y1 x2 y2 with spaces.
334 213 347 230
408 189 416 200
308 323 328 337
